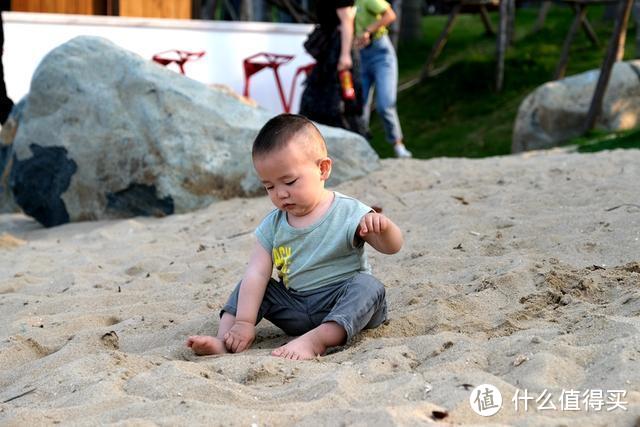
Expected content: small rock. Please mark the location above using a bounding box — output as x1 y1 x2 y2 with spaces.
513 354 529 367
560 294 573 305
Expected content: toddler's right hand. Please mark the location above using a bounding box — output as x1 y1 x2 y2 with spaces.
224 320 256 353
358 212 389 237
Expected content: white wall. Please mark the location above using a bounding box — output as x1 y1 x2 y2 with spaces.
3 12 314 114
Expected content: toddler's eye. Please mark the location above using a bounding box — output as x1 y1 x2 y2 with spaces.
285 179 298 186
265 185 274 191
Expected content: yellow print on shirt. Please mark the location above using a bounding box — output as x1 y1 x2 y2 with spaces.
273 246 292 287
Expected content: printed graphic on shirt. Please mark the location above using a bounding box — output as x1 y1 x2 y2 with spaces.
272 246 292 287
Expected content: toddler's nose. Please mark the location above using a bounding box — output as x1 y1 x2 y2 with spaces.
277 188 289 199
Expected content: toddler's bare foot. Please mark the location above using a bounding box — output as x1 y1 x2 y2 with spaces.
271 334 325 360
186 335 227 355
271 322 346 360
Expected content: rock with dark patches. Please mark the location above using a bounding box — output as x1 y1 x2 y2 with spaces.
513 61 640 152
10 144 77 227
10 36 379 226
106 183 174 217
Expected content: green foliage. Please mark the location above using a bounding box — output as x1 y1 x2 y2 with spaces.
367 5 639 158
574 129 640 152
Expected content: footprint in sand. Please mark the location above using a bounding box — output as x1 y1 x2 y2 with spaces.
0 336 56 369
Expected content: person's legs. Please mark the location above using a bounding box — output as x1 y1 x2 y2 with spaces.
299 32 344 128
369 36 411 157
321 273 387 340
372 36 403 145
188 278 314 355
272 273 387 359
359 46 375 130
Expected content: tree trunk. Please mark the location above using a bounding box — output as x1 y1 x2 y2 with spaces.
399 0 422 42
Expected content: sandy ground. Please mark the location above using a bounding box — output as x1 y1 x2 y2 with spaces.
0 149 639 426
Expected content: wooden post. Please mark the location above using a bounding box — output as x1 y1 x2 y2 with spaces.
580 15 600 46
584 0 634 132
496 0 509 91
420 3 461 80
533 1 552 33
506 0 516 45
479 5 496 36
553 4 586 80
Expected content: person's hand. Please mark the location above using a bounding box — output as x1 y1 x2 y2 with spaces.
358 212 390 237
224 320 256 353
356 32 371 49
337 53 352 71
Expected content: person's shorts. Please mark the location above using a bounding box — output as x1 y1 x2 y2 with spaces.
222 272 387 341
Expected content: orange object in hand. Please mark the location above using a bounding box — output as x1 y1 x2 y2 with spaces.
338 69 356 101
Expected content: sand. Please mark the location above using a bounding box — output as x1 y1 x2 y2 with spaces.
0 149 639 426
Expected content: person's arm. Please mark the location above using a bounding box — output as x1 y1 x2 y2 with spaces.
223 241 273 352
336 6 356 71
357 212 403 254
357 4 396 48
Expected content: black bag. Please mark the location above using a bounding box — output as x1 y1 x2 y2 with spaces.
303 25 331 60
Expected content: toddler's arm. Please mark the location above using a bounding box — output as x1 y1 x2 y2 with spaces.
358 212 403 254
224 242 273 353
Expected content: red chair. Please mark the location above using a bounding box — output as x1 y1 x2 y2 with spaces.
286 62 315 113
152 50 206 75
243 52 315 113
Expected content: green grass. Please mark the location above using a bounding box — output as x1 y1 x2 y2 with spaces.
367 5 640 158
573 128 640 152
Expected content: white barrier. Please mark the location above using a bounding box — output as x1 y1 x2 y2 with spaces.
3 12 314 114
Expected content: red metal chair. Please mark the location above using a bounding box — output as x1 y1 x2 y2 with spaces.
286 62 315 113
152 50 206 75
243 52 315 113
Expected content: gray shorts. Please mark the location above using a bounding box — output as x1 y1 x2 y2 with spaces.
221 272 387 341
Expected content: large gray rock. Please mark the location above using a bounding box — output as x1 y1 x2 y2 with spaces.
9 36 379 227
512 61 640 152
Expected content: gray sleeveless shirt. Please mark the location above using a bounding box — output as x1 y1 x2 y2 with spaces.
255 192 372 292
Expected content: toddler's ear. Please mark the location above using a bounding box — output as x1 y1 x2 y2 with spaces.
318 157 332 180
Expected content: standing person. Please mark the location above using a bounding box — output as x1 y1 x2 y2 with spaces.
0 1 13 125
299 1 367 136
187 114 404 360
355 0 412 158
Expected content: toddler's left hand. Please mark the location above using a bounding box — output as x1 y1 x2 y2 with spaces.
358 212 389 237
224 320 256 353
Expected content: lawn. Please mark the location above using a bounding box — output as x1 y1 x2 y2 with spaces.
367 4 640 158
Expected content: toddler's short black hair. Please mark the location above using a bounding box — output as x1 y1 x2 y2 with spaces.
252 113 325 158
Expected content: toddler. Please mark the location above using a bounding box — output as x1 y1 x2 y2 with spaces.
187 113 403 359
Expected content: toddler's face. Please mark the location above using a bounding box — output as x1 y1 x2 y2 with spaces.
253 138 329 219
